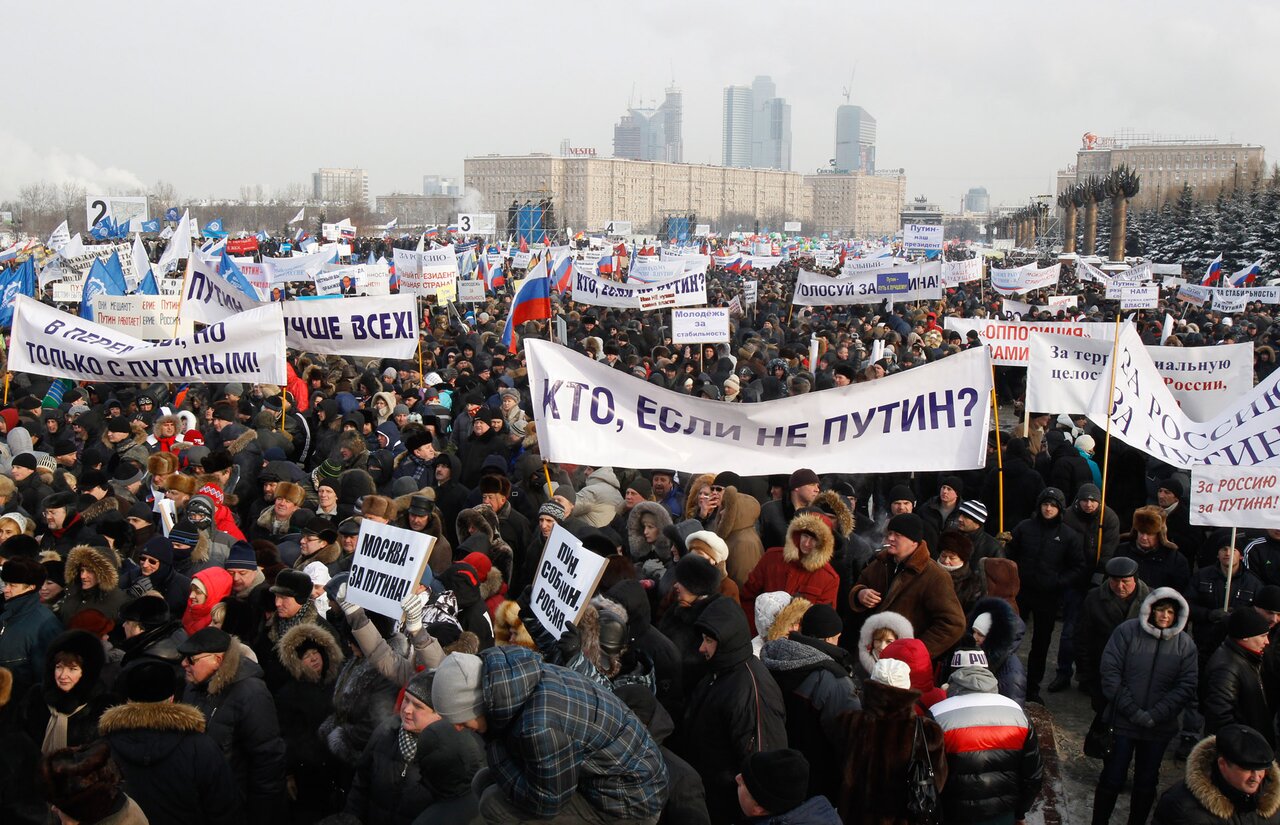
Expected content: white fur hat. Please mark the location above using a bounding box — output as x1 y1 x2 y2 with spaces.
686 530 729 565
869 657 912 690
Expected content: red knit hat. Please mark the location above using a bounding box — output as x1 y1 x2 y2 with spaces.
463 552 492 580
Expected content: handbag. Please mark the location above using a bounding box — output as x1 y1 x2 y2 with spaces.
905 713 939 823
1083 705 1116 760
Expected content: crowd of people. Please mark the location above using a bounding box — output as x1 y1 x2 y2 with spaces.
0 241 1277 824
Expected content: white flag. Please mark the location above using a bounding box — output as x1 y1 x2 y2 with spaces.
157 210 192 275
47 220 70 253
132 234 152 289
1161 312 1174 345
289 207 305 225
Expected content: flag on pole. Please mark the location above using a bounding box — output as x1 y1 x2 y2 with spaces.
551 254 573 293
41 378 77 408
0 257 36 327
1229 259 1262 287
47 220 71 253
80 257 128 322
219 252 260 301
500 266 552 354
289 207 305 225
1201 253 1223 287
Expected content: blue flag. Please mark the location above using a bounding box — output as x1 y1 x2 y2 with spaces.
204 218 227 238
165 207 180 222
81 257 128 322
219 252 260 301
105 250 128 286
138 268 160 295
0 258 36 327
140 219 160 233
89 216 114 241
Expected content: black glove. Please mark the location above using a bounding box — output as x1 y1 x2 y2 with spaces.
126 576 153 598
1132 709 1155 728
555 621 582 662
1209 608 1228 623
515 586 535 625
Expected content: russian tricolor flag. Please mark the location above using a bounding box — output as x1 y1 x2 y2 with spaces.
1230 259 1262 287
501 269 552 354
595 254 613 276
1202 253 1223 287
551 255 573 293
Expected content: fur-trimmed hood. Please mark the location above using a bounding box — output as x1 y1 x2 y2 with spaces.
1137 586 1191 640
766 597 812 642
224 426 258 457
783 511 835 572
206 636 249 695
456 505 498 544
1183 736 1280 819
294 539 341 570
626 501 673 562
813 489 854 537
98 701 207 735
276 623 344 684
66 544 121 591
715 486 761 536
858 611 914 675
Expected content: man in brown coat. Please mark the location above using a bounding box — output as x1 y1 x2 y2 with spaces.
849 513 966 659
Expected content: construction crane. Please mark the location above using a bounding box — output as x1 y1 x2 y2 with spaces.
841 65 857 104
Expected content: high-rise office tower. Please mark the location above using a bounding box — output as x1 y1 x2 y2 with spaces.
835 105 876 174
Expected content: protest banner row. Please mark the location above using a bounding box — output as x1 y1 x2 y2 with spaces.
1025 332 1254 421
793 262 942 306
942 318 1120 366
570 269 707 309
9 294 287 384
1085 325 1280 469
525 337 992 475
180 264 419 358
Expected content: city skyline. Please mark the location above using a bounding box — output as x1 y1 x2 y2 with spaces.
2 0 1276 213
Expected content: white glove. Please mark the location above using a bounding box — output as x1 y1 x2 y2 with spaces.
338 583 360 617
401 592 424 633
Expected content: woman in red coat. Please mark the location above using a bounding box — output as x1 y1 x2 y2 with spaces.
741 511 840 633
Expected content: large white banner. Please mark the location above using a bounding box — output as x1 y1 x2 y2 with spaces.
59 243 137 283
262 248 334 284
1027 333 1254 420
943 318 1119 366
794 262 942 306
990 263 1060 295
526 339 992 475
628 259 685 284
942 258 983 287
10 294 286 384
394 245 458 297
1086 324 1280 468
182 264 418 357
902 223 944 251
283 295 419 358
1190 467 1280 529
571 268 706 309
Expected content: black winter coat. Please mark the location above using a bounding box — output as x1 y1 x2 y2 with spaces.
760 634 861 803
182 641 287 824
1153 736 1280 824
1048 442 1093 504
0 591 63 700
681 597 788 825
1062 503 1120 583
99 701 242 825
19 629 118 752
1076 580 1151 708
982 456 1044 535
345 718 434 825
1006 511 1087 594
1118 541 1192 593
1100 588 1199 742
608 580 683 718
1185 563 1263 663
1203 639 1274 747
758 497 797 554
657 593 721 704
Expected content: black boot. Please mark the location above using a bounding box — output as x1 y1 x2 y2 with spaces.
1092 786 1120 825
1128 786 1158 825
1048 672 1073 692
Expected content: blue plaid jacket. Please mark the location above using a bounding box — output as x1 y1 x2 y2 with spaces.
480 645 669 818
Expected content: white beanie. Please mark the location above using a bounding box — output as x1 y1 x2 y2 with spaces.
687 530 730 565
1075 434 1096 455
753 591 792 639
972 612 993 637
869 657 911 690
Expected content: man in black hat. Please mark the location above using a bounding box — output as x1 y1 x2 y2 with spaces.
179 627 286 824
294 516 342 575
1077 556 1150 711
1205 608 1276 747
1154 724 1280 822
736 749 841 822
1157 476 1206 565
10 452 52 516
758 468 822 552
257 568 338 690
850 512 966 660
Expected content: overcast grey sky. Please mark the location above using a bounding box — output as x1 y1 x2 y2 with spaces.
5 0 1276 213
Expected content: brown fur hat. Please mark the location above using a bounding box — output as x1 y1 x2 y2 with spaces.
274 481 305 507
1124 505 1177 549
147 452 179 476
359 494 397 521
166 473 200 496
